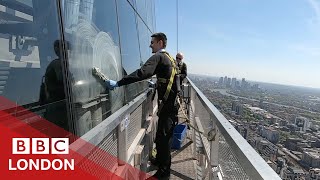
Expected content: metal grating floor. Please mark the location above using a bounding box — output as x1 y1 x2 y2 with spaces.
170 138 196 180
147 102 197 179
147 137 196 180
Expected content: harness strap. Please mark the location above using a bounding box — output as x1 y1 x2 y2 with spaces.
162 52 177 101
157 52 177 115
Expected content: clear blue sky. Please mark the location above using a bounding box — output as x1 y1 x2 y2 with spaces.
155 0 320 89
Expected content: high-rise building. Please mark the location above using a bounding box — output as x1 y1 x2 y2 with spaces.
227 77 231 87
231 77 237 88
241 78 246 88
224 76 228 86
232 100 243 116
295 116 310 132
219 77 223 85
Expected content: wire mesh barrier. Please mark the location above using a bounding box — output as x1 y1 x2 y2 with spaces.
191 92 250 179
187 77 281 180
69 77 281 179
218 137 251 180
127 104 143 150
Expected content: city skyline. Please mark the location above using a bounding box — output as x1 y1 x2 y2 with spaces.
192 73 320 91
155 0 320 89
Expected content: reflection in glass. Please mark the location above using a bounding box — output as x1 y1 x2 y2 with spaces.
62 0 123 136
137 15 152 64
0 0 70 132
40 40 69 130
0 0 156 137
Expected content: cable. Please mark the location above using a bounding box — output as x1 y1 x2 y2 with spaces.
176 0 179 53
176 96 216 141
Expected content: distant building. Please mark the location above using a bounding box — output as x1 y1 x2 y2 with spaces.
219 77 223 85
283 167 306 180
295 116 310 132
256 139 278 160
224 76 228 86
261 127 280 144
241 78 246 88
309 168 320 180
252 84 260 90
231 77 236 88
285 138 304 151
232 101 243 116
302 149 320 168
235 81 240 88
276 157 286 178
226 77 231 87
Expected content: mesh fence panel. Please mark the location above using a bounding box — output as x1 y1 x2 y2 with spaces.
78 129 118 179
127 104 143 150
192 88 251 180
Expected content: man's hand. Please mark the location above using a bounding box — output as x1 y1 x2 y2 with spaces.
105 80 118 90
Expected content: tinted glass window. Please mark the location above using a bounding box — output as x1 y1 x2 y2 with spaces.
135 0 147 27
117 0 140 74
145 0 154 31
117 0 147 103
62 0 123 136
0 1 70 131
137 17 152 64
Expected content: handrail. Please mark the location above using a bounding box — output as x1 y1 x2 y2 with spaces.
187 77 281 180
71 89 151 152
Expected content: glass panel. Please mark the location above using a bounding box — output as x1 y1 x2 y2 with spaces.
62 0 123 136
135 0 147 25
150 0 156 32
117 0 140 74
145 0 153 31
0 1 70 131
137 17 151 64
117 0 146 103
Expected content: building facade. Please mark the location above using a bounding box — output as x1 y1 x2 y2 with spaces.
0 0 155 137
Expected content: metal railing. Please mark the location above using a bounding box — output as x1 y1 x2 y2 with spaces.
70 88 156 179
186 77 281 180
70 77 281 179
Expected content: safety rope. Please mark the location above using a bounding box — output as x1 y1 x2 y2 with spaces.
175 96 216 141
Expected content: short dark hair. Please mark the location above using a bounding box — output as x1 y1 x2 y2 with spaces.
151 32 167 48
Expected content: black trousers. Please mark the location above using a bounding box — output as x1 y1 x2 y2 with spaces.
155 103 178 172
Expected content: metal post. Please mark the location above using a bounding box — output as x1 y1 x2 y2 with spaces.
118 115 129 165
198 147 206 179
209 117 219 180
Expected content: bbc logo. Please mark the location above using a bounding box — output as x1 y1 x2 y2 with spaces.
12 138 69 154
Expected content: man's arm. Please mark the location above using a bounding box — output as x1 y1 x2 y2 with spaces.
117 54 160 86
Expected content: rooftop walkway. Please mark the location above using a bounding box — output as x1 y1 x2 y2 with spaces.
147 103 198 180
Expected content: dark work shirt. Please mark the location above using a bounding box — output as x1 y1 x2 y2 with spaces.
45 59 65 102
177 62 187 79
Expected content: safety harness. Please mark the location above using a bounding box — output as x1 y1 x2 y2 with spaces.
157 52 216 141
157 52 178 115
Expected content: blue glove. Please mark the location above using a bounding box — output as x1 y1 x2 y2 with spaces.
105 80 118 90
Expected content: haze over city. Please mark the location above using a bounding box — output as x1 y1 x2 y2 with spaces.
155 0 320 89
